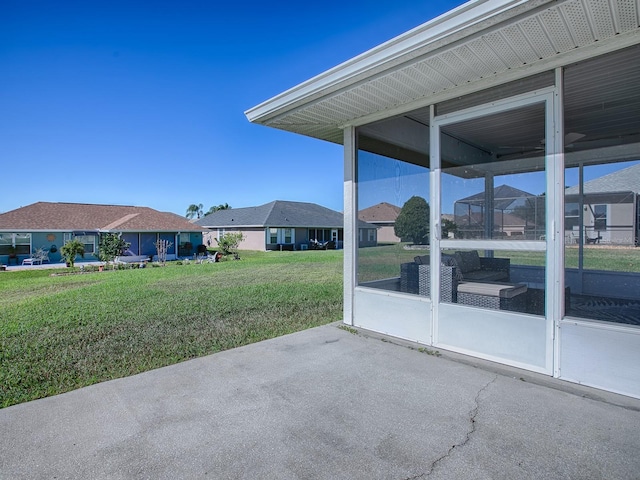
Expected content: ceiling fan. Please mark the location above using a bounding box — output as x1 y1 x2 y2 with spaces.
497 132 586 156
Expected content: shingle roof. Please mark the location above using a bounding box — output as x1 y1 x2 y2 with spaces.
195 200 344 229
358 202 401 223
565 163 640 195
0 202 202 232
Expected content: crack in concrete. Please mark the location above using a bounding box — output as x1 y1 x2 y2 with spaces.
409 375 498 479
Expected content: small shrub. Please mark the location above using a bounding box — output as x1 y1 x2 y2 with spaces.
215 232 244 257
60 240 85 268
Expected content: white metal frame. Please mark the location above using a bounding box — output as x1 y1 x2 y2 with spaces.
343 126 357 325
431 86 559 374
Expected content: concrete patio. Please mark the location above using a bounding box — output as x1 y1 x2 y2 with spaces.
1 322 639 479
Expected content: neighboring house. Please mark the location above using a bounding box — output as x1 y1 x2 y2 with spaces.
195 200 377 251
246 0 640 398
359 202 459 242
0 202 203 265
564 163 640 246
358 202 401 243
454 185 544 239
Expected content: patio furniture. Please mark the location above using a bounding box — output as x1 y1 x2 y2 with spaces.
585 232 602 244
457 282 527 312
525 284 571 316
21 249 50 266
400 262 458 302
449 250 510 282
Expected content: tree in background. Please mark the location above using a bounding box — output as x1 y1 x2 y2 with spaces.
205 203 231 216
154 239 173 265
394 196 430 245
98 233 130 263
441 218 459 239
186 203 204 219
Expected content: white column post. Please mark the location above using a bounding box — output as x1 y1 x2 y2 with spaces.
551 67 565 377
343 126 357 325
430 104 441 345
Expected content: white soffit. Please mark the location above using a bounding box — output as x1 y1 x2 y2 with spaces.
245 0 640 144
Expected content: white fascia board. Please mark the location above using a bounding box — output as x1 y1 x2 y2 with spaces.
270 225 342 229
200 225 264 229
202 224 342 229
245 0 540 124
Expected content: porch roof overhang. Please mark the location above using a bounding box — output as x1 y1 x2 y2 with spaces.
245 0 640 143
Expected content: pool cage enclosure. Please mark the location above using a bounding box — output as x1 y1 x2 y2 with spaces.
454 185 545 240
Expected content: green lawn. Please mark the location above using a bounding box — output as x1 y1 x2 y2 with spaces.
0 251 343 408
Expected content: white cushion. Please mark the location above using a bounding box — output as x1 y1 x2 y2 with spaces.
457 282 527 299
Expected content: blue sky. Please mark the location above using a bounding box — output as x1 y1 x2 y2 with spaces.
0 0 466 216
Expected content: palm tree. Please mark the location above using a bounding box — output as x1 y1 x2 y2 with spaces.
186 203 204 219
205 203 231 216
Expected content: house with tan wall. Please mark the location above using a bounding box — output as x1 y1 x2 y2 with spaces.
196 200 377 251
358 202 401 243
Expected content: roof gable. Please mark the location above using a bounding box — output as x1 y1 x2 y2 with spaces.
457 184 535 202
565 163 640 195
359 202 401 223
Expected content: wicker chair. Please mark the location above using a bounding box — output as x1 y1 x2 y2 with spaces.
400 263 458 302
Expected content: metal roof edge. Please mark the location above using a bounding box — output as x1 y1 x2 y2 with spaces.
245 0 538 124
199 225 264 229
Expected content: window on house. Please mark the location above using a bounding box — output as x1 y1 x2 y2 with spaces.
74 235 96 254
565 202 580 230
268 228 294 244
0 233 31 255
593 205 607 231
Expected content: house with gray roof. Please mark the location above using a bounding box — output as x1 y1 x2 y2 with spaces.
565 162 640 245
195 200 377 251
0 202 203 265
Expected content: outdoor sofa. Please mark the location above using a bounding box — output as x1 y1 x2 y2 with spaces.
411 251 510 283
400 251 526 311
